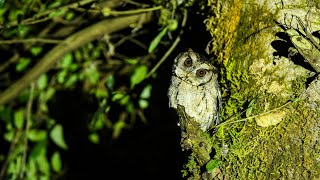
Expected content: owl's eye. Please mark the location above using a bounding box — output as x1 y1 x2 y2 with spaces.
184 58 193 67
196 69 207 77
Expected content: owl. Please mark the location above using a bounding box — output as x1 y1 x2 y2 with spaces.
168 49 221 132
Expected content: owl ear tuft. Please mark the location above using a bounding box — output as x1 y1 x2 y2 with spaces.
186 48 194 52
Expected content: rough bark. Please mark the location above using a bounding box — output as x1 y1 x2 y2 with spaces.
184 0 320 179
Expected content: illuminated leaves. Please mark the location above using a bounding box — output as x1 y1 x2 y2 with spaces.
51 151 62 172
206 159 219 172
130 65 148 89
16 57 31 72
148 27 168 53
50 124 68 150
14 109 24 129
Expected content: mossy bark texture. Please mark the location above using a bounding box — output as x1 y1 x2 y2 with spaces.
187 0 320 179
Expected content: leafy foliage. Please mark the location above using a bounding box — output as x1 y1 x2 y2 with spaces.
0 0 189 178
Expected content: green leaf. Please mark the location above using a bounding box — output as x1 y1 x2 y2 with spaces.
48 9 66 18
119 95 130 105
168 19 178 31
0 7 6 24
95 87 108 98
106 75 114 89
69 63 79 71
44 87 56 101
126 102 134 113
26 159 37 179
39 175 50 180
37 74 48 90
14 109 24 129
28 130 47 142
125 58 139 65
138 99 149 109
140 84 152 99
50 124 68 150
86 43 94 50
48 1 61 8
88 133 100 144
8 155 22 178
93 114 105 130
84 66 100 84
30 141 47 159
130 65 148 89
8 9 23 21
51 151 62 172
0 0 5 8
36 152 50 175
18 89 31 103
65 74 78 87
206 159 219 172
112 92 125 102
31 46 42 56
18 25 30 37
91 48 101 59
0 106 12 122
148 27 168 53
102 7 111 16
57 70 67 84
65 11 75 21
6 123 12 130
75 50 82 61
111 92 130 106
4 130 14 141
292 97 300 103
246 99 255 118
60 53 73 68
16 57 31 72
113 121 126 138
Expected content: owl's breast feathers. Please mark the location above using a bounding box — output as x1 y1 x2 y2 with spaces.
169 77 219 131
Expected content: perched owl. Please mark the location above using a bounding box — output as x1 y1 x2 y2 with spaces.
168 49 221 132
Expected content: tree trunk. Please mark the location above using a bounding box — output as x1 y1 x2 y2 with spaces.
184 0 320 179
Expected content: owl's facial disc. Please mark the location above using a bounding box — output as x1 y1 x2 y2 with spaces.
173 49 215 86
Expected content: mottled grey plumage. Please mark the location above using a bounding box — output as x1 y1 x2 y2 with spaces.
168 49 221 131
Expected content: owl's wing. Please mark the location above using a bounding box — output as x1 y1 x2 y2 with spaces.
168 76 179 108
215 82 222 125
177 105 202 132
177 105 187 131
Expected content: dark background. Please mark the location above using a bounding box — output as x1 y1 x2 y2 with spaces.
47 10 211 180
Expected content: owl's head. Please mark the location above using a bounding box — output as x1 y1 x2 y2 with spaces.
173 49 217 86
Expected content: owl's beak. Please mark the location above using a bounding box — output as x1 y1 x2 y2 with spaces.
185 72 192 78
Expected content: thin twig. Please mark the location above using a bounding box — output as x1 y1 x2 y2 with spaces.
215 100 296 128
113 30 148 48
21 16 55 26
4 0 96 27
127 38 148 50
0 54 20 73
19 83 35 179
0 131 22 179
109 6 162 16
0 12 153 105
86 5 162 15
145 36 181 78
0 38 62 44
122 0 150 7
145 10 188 78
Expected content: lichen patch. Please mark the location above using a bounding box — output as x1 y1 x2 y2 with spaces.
255 110 286 127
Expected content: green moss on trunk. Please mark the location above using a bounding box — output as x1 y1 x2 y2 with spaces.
199 0 320 179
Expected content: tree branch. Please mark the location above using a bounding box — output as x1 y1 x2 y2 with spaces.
0 12 153 105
